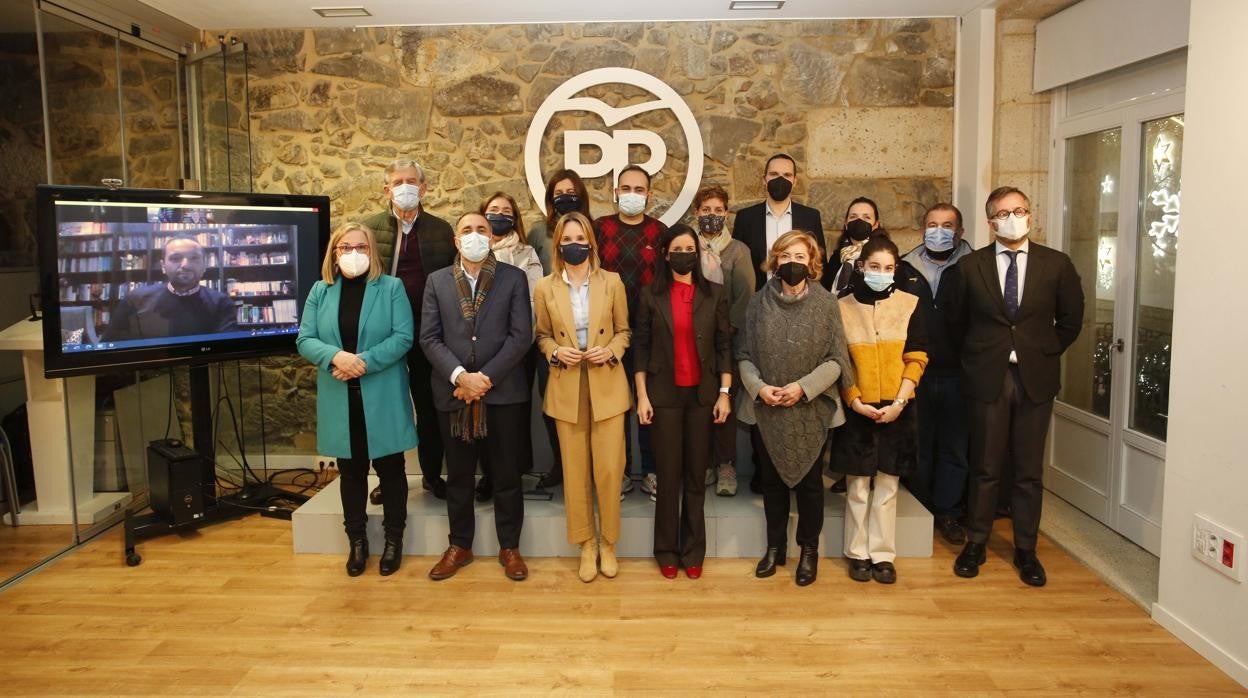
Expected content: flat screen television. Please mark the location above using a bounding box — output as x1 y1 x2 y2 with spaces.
37 185 330 378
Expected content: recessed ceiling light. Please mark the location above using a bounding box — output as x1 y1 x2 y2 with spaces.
312 6 372 18
729 0 785 9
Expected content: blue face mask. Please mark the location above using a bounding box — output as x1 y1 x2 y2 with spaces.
863 270 894 292
924 226 956 253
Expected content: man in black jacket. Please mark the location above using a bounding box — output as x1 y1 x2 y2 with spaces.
942 187 1084 587
732 153 827 291
902 204 975 546
362 158 457 501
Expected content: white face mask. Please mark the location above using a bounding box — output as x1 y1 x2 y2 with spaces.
995 214 1029 242
618 192 647 217
459 232 491 263
391 183 421 212
338 250 370 278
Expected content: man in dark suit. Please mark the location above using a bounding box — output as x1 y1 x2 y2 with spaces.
941 186 1084 587
419 212 533 582
363 158 457 501
732 153 827 292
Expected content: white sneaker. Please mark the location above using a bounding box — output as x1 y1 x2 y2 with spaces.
715 464 737 496
620 474 633 501
705 468 716 487
642 473 658 502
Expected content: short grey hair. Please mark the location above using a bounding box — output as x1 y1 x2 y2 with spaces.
383 158 425 184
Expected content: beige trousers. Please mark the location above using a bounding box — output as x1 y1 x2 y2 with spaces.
554 365 626 545
844 473 900 563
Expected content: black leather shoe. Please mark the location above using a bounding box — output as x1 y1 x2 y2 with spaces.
1013 549 1047 587
423 477 447 500
346 539 368 577
795 545 819 586
379 538 402 576
954 542 987 578
847 557 872 582
475 476 493 502
538 469 563 489
936 516 967 546
829 477 847 494
871 561 897 584
755 547 786 578
368 486 383 506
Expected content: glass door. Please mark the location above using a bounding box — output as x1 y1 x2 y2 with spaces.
1049 85 1184 555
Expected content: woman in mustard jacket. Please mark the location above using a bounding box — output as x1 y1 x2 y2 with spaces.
297 221 418 578
533 211 631 583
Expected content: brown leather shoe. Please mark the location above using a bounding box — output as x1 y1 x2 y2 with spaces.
428 545 474 581
498 548 528 581
368 485 383 506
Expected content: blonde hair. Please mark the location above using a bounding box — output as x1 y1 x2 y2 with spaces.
763 229 824 282
322 221 383 284
550 211 600 274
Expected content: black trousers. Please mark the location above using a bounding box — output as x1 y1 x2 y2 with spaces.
753 426 824 550
339 384 408 542
480 347 540 481
534 347 564 479
651 387 712 567
438 402 527 550
966 365 1053 550
408 345 445 486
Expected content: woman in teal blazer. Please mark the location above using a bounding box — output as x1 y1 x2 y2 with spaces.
297 222 418 577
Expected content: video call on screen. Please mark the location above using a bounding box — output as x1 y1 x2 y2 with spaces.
53 201 315 352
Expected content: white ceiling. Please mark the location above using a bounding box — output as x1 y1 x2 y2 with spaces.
136 0 1002 30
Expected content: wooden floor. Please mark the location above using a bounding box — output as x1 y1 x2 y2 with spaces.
0 523 75 583
0 516 1242 696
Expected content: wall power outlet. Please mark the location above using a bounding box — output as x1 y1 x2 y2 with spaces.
1192 514 1245 582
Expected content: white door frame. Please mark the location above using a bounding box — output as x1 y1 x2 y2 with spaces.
1047 85 1184 554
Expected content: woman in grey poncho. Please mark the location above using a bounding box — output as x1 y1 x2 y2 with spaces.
738 230 855 587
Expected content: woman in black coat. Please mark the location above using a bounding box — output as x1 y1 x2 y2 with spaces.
633 224 733 580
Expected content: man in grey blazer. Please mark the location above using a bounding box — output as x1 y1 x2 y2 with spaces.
419 212 534 582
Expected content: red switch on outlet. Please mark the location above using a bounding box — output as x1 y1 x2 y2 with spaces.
1223 540 1235 568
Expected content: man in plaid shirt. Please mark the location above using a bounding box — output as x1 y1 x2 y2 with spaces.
593 164 668 500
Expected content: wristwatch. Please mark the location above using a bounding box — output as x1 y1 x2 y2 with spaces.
719 386 731 395
893 397 909 407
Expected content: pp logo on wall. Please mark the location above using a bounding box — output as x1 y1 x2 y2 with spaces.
525 67 704 227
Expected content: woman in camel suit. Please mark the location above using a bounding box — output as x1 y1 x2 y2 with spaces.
533 211 632 583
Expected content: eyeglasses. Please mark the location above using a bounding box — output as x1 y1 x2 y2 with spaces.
335 243 369 253
991 207 1030 220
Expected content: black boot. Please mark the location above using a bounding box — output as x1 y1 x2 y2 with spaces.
795 545 819 586
379 538 403 576
754 547 787 578
346 539 368 577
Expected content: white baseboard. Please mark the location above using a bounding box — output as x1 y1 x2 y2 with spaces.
1152 602 1248 689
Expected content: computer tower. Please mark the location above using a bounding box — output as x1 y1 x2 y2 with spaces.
147 439 206 526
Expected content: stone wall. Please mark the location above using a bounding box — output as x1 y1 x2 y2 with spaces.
225 19 957 454
0 31 46 268
992 16 1053 242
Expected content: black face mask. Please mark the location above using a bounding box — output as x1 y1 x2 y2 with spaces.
845 218 873 242
667 251 699 276
766 176 793 202
552 193 580 215
486 213 513 236
560 242 591 266
775 261 808 286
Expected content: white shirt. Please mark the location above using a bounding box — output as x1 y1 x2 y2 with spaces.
994 239 1030 364
449 262 481 386
764 200 793 278
562 269 591 350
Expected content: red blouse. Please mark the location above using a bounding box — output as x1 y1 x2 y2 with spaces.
671 280 701 387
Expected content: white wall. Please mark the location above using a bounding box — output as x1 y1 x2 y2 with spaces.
1035 0 1190 92
953 7 995 248
1153 0 1248 688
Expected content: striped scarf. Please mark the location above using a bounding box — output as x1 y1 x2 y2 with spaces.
450 253 497 441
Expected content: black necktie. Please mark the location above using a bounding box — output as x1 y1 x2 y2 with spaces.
1003 250 1020 319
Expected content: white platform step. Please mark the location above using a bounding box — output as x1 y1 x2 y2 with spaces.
292 475 934 559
